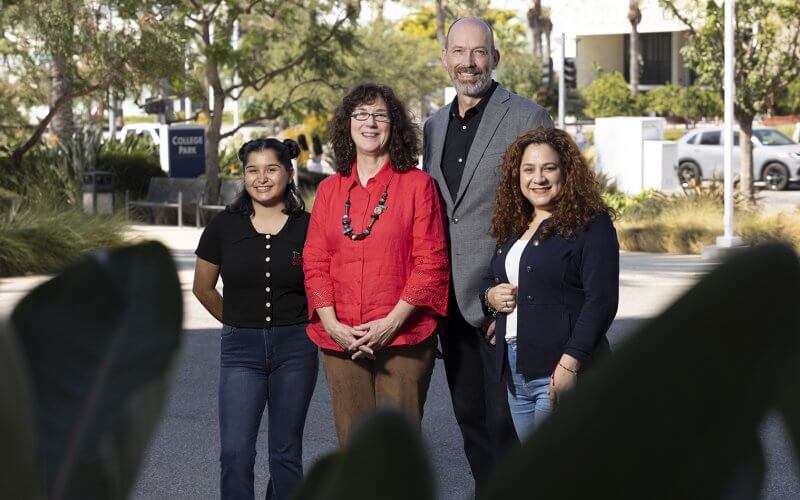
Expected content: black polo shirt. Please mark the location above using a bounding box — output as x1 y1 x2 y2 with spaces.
195 210 310 328
441 80 499 199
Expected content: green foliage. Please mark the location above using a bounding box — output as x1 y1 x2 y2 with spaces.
581 71 642 118
0 203 126 277
671 0 800 119
642 83 684 117
498 49 557 116
1 241 182 499
0 0 185 160
641 84 722 122
685 85 723 121
602 189 663 215
96 152 164 197
775 78 800 116
1 145 83 207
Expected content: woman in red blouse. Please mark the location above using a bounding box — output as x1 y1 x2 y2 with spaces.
304 83 450 444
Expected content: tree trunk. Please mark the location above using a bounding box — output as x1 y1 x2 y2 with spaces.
374 0 385 23
50 53 75 140
435 0 446 48
628 1 641 96
203 20 223 204
737 113 756 204
528 1 542 59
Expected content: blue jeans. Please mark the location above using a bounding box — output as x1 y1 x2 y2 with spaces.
219 324 318 500
506 339 552 441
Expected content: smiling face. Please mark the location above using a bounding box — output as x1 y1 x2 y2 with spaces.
350 96 391 158
441 19 499 97
243 149 291 208
519 143 564 213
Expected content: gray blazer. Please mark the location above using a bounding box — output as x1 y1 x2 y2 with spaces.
422 83 553 327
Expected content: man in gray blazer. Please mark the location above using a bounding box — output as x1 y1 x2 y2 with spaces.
422 17 553 487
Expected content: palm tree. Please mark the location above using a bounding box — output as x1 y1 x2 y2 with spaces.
527 0 543 59
628 0 642 96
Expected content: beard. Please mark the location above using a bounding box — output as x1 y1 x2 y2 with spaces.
447 64 494 97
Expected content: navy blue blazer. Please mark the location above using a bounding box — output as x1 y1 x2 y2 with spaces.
480 212 619 379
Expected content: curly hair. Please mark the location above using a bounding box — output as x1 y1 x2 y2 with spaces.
490 127 614 244
328 83 419 175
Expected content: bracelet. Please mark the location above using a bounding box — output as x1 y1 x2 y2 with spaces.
483 287 498 317
558 362 578 375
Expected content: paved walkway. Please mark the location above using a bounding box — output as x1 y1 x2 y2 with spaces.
1 225 797 499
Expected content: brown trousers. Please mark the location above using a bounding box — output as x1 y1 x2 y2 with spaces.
320 334 436 446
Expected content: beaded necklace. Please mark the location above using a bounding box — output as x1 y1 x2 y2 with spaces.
342 177 392 241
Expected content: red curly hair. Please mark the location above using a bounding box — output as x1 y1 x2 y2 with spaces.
489 127 613 244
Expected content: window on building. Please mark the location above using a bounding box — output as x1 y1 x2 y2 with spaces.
624 32 673 85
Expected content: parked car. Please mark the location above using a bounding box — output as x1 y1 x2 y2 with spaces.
117 124 162 146
676 127 800 190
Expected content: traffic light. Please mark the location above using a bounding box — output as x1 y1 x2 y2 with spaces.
541 57 553 87
144 98 167 115
563 57 577 89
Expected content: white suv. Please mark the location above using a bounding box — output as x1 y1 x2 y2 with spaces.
117 124 162 146
676 127 800 190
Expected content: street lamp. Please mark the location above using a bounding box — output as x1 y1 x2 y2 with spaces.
716 0 743 250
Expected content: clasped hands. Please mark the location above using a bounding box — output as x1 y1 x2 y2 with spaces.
326 316 401 360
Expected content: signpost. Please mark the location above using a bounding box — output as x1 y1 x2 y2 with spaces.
159 125 206 178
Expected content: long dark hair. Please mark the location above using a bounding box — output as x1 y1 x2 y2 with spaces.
328 83 419 175
227 138 305 217
490 127 614 244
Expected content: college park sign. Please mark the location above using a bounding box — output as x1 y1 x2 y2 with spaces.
159 124 206 178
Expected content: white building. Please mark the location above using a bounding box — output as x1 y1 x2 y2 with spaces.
380 0 691 91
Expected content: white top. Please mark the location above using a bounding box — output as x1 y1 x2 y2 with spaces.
503 238 529 340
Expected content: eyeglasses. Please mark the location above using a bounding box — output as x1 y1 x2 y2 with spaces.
351 112 390 123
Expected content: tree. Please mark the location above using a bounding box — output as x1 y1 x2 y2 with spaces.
0 0 184 168
641 83 722 123
171 0 358 202
661 0 800 201
527 0 543 59
774 78 800 116
628 0 642 96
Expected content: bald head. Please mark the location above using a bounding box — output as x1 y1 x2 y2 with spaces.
445 17 496 54
441 16 500 98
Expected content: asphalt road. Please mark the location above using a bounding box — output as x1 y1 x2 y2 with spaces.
123 238 800 500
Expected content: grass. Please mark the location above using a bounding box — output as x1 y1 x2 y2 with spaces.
616 196 800 254
0 205 127 277
664 128 687 141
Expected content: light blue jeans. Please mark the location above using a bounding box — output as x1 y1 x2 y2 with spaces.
506 339 552 441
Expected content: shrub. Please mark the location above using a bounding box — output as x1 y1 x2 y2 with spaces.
0 204 127 277
642 83 685 118
615 193 800 254
581 71 641 118
0 148 83 206
639 84 722 123
96 151 164 197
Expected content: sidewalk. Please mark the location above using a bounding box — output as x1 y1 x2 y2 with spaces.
1 224 713 334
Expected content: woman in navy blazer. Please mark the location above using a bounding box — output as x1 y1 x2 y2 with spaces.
480 127 619 439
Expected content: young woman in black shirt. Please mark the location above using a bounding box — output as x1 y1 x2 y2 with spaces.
193 138 317 500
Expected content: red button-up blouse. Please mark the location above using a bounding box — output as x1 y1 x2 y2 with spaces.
303 160 450 351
